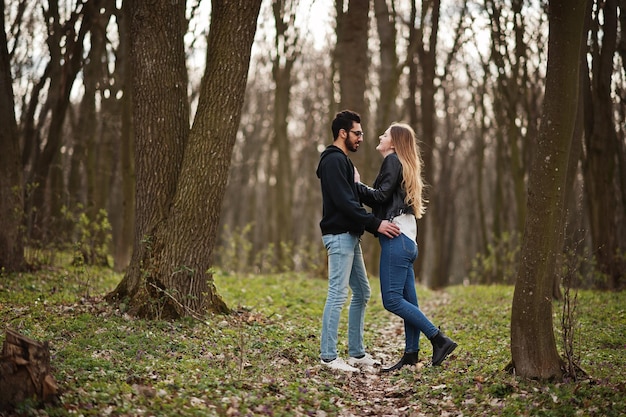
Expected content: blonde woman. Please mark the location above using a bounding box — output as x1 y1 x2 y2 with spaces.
357 123 457 371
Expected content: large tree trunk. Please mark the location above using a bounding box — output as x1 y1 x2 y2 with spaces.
0 0 26 272
107 0 261 319
510 0 587 380
106 0 192 317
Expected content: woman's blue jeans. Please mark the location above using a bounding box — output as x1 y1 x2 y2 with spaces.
379 233 438 353
320 233 371 361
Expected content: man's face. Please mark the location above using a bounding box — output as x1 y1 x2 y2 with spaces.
344 123 364 153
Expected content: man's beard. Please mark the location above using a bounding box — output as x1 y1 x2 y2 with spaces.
346 137 360 152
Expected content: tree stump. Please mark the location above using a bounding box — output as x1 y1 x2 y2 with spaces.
0 328 59 411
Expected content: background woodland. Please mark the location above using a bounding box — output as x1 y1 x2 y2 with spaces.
1 0 625 291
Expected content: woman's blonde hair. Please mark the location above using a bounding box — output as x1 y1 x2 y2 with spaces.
390 123 427 218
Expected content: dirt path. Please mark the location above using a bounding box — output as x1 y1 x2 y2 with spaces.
334 292 453 416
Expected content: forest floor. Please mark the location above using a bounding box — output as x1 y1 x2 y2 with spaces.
0 255 624 416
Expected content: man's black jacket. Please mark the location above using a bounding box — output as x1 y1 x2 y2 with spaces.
316 145 381 236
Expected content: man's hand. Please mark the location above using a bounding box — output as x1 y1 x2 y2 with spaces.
377 220 400 238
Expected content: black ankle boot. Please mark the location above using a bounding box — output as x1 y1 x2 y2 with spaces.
381 351 419 373
430 330 457 366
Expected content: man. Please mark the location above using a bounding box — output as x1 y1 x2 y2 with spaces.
316 110 400 372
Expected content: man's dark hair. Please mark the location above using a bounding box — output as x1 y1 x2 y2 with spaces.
332 110 361 140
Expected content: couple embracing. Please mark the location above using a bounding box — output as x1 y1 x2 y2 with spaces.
317 110 457 373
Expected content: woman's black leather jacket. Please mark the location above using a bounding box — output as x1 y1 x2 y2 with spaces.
356 153 414 221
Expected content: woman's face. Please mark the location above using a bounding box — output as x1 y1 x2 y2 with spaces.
376 127 395 156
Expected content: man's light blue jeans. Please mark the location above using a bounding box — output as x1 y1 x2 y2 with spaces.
320 233 371 361
379 233 439 353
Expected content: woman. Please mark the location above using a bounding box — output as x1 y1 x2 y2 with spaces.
356 123 457 371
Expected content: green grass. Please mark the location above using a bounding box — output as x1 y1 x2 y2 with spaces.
0 263 624 416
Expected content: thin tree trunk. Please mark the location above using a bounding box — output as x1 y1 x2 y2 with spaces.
269 0 297 269
26 2 92 243
582 0 624 289
0 0 26 271
417 0 441 287
112 0 134 272
373 0 400 132
475 78 489 255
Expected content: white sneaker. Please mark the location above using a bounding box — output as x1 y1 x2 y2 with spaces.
320 357 360 372
346 353 381 367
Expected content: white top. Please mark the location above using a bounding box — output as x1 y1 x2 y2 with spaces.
392 213 417 243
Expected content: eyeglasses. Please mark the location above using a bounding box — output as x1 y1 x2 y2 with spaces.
350 130 364 137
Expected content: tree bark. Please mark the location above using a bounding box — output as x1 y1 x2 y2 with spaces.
24 2 91 243
269 0 298 268
111 0 135 272
418 0 439 198
510 0 587 380
582 0 625 289
336 0 370 114
107 0 262 318
373 0 400 132
334 0 379 269
0 0 26 271
474 78 489 256
334 0 372 177
0 328 59 410
74 0 113 266
416 0 443 287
